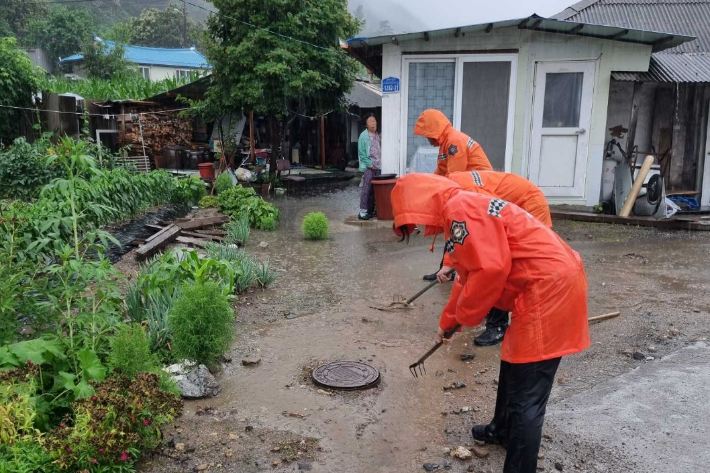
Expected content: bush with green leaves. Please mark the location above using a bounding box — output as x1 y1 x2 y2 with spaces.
255 261 278 288
0 138 177 262
204 242 258 293
108 324 157 379
225 213 250 245
215 171 233 194
0 136 54 201
218 185 280 231
172 176 207 207
168 282 235 369
39 74 197 102
46 372 182 471
198 195 220 208
302 212 329 240
0 37 41 145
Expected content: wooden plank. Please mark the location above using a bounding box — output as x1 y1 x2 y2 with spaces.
195 229 227 237
175 216 229 231
551 210 710 231
136 224 181 260
146 223 224 242
182 230 224 242
176 236 208 248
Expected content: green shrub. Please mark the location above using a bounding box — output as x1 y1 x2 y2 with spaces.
255 261 278 288
215 171 233 194
218 185 280 230
108 324 158 378
0 157 176 263
249 199 280 231
168 282 235 368
302 212 329 240
172 176 206 207
198 195 220 208
218 184 257 216
0 136 54 201
46 372 182 471
233 257 257 293
204 241 248 263
226 213 250 245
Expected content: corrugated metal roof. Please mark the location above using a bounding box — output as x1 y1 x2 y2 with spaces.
612 51 710 81
61 40 211 69
553 0 710 53
347 15 694 53
345 81 382 109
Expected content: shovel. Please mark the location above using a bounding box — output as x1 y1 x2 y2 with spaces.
374 268 456 311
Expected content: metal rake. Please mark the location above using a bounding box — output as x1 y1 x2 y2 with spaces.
409 324 462 378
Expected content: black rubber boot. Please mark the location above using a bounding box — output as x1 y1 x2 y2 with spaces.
472 424 507 446
422 272 437 281
474 326 506 346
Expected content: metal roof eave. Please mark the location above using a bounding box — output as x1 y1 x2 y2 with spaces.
346 16 695 53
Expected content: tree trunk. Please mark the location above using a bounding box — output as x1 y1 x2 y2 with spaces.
268 113 279 175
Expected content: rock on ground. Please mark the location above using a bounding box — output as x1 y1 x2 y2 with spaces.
169 364 221 399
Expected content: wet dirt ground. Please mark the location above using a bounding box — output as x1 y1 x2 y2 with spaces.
137 184 710 473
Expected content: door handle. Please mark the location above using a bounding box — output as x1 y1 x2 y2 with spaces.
575 128 586 135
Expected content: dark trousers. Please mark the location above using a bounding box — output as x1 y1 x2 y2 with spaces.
435 248 509 329
490 357 561 473
359 168 380 213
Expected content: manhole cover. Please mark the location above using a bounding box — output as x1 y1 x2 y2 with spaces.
311 361 380 390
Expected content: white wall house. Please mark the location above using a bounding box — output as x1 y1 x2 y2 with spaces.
347 17 692 206
60 39 211 82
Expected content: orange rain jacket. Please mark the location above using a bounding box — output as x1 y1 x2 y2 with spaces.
414 109 493 176
447 171 552 228
391 174 590 364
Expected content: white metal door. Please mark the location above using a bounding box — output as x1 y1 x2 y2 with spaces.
701 99 710 207
529 61 595 198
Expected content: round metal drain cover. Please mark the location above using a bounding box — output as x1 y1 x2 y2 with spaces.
311 361 380 390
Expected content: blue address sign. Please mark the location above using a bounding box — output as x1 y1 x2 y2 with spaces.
382 77 400 94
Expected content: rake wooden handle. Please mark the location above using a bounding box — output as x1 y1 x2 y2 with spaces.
412 324 462 366
406 268 456 305
588 311 620 323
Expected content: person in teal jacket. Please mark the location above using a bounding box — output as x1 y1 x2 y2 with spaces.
358 114 381 220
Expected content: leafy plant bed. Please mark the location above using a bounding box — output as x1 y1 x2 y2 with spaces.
218 186 280 231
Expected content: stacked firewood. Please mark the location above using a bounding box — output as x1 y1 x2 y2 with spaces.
118 111 192 156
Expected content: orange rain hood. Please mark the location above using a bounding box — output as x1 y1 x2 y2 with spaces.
391 173 461 236
414 109 452 141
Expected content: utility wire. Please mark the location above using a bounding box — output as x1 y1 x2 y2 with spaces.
0 103 190 118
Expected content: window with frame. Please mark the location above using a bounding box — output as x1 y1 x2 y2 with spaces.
176 69 191 80
139 66 151 80
405 61 456 171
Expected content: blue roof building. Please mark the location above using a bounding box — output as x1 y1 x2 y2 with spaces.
60 38 211 81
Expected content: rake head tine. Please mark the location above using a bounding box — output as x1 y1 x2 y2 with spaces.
409 364 419 378
421 363 426 376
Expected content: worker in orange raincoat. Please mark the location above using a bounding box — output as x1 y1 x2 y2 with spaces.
414 109 493 176
414 109 493 282
392 174 589 473
437 170 553 347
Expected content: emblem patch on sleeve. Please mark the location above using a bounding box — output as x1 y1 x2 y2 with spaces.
470 171 483 186
487 198 507 218
448 144 458 156
449 220 469 245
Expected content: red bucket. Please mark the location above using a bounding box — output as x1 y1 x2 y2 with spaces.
198 162 215 179
371 178 398 220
